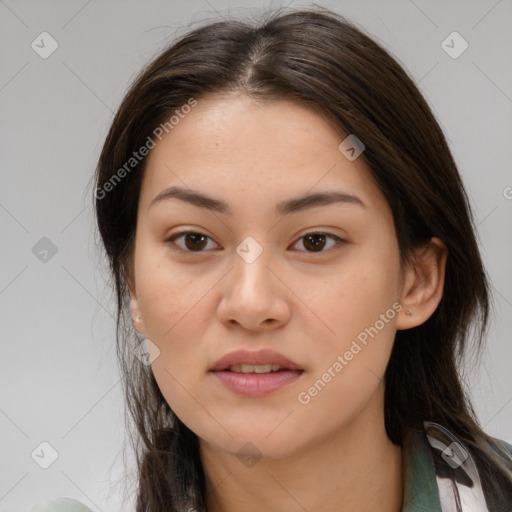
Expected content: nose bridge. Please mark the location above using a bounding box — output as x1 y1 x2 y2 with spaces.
218 236 289 329
231 236 275 299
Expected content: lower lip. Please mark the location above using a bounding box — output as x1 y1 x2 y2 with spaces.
210 370 304 396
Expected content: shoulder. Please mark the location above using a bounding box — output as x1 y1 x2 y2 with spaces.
30 498 94 512
486 434 512 468
493 437 512 457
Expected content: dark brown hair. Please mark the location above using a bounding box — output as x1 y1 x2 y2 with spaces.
92 6 512 510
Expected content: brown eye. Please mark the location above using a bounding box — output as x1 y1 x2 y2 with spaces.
165 230 345 255
166 231 219 253
292 232 345 253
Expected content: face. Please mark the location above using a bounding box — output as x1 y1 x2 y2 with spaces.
128 93 409 460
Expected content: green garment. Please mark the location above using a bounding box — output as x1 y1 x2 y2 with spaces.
30 426 512 511
30 497 95 512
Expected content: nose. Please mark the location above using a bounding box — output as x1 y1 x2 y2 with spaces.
217 247 291 331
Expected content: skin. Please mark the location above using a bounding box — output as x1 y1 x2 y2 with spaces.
127 93 447 512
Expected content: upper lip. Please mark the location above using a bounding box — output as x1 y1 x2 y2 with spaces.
209 349 303 371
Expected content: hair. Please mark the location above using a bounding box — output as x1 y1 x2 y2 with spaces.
92 5 512 511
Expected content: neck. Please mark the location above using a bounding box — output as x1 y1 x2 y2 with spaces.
199 390 403 512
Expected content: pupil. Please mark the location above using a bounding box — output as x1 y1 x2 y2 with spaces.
304 234 326 252
185 233 207 251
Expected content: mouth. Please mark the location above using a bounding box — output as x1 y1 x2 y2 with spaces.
220 364 303 374
209 350 304 396
209 348 304 373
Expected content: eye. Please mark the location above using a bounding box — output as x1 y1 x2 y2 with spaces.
290 231 345 253
165 230 345 254
165 231 219 253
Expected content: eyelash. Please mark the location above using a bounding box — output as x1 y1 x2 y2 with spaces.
164 230 346 255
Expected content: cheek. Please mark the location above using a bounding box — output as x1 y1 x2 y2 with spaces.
298 242 400 374
136 264 213 426
138 271 207 351
135 238 197 326
133 245 204 370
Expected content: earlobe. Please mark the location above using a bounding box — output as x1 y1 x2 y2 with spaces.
125 264 145 333
130 296 145 334
396 237 448 331
128 276 145 334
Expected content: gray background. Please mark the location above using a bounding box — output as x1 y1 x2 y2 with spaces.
1 0 511 510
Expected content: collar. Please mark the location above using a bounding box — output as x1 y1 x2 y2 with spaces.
401 425 443 511
401 421 506 511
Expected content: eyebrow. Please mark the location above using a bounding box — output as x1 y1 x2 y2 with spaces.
148 186 366 215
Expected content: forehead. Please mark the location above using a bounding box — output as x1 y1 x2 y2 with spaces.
147 94 346 163
139 94 389 221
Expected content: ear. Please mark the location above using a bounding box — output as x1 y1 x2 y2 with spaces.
126 265 146 336
395 237 448 330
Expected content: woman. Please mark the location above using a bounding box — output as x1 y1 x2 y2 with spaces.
34 6 512 512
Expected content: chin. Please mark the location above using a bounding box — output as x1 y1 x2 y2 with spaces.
198 425 300 461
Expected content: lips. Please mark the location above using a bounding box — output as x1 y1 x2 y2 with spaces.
210 349 304 396
209 349 303 373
